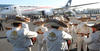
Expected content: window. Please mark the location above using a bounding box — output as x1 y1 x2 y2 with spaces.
14 7 16 9
4 8 9 10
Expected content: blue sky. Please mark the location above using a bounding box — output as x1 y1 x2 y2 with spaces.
0 0 67 6
0 0 100 9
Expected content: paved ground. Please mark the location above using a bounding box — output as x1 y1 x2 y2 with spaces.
0 38 38 51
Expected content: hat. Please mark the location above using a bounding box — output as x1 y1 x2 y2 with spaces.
13 21 23 23
15 16 30 22
11 21 23 26
86 21 95 26
15 16 25 22
90 24 100 30
46 22 60 27
12 21 22 25
45 19 67 27
86 24 94 26
33 21 45 25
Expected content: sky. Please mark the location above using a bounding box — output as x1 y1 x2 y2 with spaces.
0 0 100 9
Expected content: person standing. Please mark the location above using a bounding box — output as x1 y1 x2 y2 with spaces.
0 22 4 31
6 21 37 51
76 22 89 51
34 22 48 51
84 24 100 51
43 19 72 51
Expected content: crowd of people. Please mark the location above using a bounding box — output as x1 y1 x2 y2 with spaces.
5 16 100 51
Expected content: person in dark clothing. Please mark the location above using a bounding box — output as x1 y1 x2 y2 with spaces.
0 22 4 31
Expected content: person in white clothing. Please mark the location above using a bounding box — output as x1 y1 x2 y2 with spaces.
34 22 48 51
84 24 100 51
76 22 90 51
43 19 72 51
6 21 37 51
